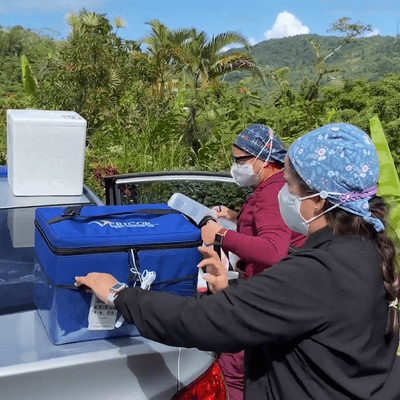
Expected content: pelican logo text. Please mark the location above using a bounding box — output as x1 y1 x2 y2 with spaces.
88 220 158 229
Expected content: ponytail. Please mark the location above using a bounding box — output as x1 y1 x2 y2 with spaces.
324 197 399 336
369 199 399 337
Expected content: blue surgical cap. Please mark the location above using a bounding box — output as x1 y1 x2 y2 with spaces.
288 123 384 232
234 124 286 163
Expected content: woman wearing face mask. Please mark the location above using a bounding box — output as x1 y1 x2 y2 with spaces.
201 124 306 399
202 124 306 281
76 123 400 400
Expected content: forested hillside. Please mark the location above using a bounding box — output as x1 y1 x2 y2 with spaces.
2 25 400 98
225 34 400 95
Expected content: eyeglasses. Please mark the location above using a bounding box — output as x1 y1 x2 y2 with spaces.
233 155 254 165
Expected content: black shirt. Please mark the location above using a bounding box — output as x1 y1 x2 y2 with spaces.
115 227 400 399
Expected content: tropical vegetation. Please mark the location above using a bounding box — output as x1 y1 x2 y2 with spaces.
0 11 399 206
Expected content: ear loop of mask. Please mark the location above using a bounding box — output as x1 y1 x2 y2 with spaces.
298 190 344 225
251 137 273 176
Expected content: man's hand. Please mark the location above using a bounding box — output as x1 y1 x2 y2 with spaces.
198 246 228 293
75 273 119 304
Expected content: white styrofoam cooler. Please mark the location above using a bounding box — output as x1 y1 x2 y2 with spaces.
7 110 87 196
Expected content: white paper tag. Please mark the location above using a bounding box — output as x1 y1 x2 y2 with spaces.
88 294 117 330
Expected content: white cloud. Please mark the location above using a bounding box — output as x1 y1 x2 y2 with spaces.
365 29 380 37
264 12 310 40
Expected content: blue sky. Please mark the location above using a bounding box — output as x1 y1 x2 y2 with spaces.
1 0 399 49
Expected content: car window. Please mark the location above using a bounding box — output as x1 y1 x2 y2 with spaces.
124 181 251 209
107 175 252 211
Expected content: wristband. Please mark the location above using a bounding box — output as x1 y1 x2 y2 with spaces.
214 228 228 246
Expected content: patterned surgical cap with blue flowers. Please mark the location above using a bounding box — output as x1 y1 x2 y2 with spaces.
288 122 384 232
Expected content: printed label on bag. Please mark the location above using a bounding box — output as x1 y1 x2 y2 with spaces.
88 294 117 330
88 220 159 229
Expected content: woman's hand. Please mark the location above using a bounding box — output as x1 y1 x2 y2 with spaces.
213 206 238 222
201 220 222 245
198 246 228 293
75 273 119 304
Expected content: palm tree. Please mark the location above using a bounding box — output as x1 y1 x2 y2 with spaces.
167 30 261 96
142 20 195 100
143 23 262 145
164 29 261 146
142 20 171 100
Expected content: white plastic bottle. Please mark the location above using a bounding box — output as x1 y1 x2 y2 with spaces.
168 193 237 231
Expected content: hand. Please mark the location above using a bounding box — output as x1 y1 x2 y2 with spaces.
213 206 238 222
75 273 119 304
201 220 222 245
197 246 228 293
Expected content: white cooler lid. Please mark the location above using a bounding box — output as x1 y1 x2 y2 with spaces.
7 110 87 127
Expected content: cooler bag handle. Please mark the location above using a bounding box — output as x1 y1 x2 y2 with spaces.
47 206 183 225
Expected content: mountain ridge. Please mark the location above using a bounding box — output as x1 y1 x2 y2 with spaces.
224 34 400 94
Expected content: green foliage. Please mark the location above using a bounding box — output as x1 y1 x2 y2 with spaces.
0 25 56 96
321 74 400 175
0 93 32 164
370 116 400 271
328 17 372 39
118 179 252 213
142 19 181 101
34 10 139 134
144 23 257 147
191 84 266 171
1 19 399 217
20 55 37 95
165 28 251 92
225 34 400 98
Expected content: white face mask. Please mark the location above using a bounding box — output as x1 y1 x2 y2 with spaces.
231 162 261 187
278 184 340 235
231 138 273 188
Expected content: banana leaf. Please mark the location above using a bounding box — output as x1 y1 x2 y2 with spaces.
21 55 37 96
370 115 400 269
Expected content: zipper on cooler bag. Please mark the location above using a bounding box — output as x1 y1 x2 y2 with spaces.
34 220 202 256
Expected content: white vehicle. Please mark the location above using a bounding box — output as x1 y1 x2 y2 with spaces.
0 166 230 400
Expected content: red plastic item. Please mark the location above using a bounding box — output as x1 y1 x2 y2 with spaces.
172 360 228 400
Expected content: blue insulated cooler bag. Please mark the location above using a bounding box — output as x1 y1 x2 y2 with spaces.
34 204 201 345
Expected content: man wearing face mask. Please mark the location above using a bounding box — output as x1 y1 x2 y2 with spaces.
201 124 306 400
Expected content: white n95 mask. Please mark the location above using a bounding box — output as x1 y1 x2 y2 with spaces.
278 183 340 235
230 163 259 187
231 137 274 188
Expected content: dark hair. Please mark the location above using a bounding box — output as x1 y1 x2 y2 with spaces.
288 158 400 337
